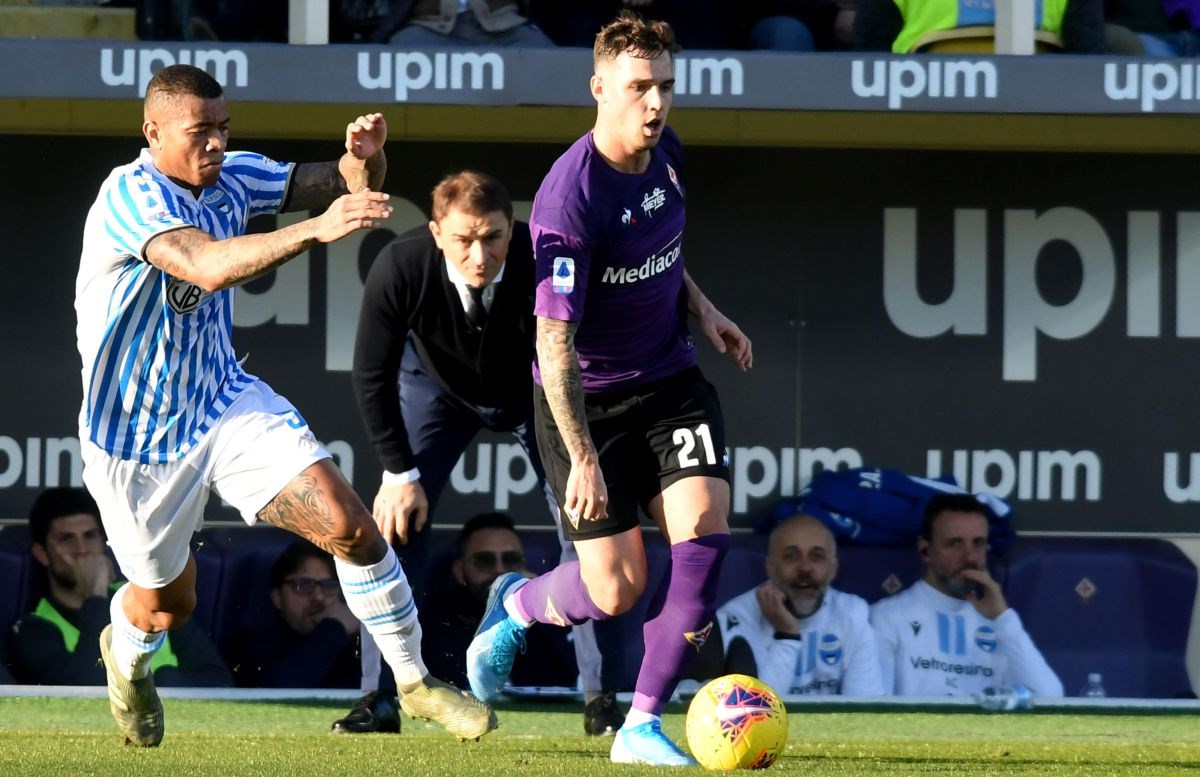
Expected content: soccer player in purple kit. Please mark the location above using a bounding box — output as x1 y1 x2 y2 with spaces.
467 11 753 766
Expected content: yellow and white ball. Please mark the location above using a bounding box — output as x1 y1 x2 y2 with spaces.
685 674 788 770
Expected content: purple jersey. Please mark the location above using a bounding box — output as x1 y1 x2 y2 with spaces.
532 126 695 391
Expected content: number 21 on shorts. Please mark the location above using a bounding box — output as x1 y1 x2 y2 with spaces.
673 423 716 468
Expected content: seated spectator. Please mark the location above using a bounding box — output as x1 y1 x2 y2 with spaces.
386 0 556 47
690 514 883 696
870 493 1063 698
226 540 363 691
854 0 1105 53
8 487 231 687
532 1 733 49
1106 0 1200 56
419 512 577 691
734 0 857 52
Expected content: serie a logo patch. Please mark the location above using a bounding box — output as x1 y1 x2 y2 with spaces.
552 257 574 294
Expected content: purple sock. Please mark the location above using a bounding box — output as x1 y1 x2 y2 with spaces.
514 560 609 626
633 533 731 715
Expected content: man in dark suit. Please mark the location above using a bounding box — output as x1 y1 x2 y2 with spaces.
334 170 624 736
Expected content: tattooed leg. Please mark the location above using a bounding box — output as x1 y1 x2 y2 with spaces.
258 459 384 564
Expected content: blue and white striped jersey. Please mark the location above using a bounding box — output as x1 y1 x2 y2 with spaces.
75 148 294 463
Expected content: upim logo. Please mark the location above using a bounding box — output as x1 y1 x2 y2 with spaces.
851 59 997 109
927 448 1101 501
1104 62 1200 112
674 56 744 96
100 48 248 96
883 207 1200 381
358 51 503 102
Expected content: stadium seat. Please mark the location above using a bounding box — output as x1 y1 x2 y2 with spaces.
835 541 1009 605
197 525 297 653
1005 537 1197 698
834 543 925 604
0 528 31 672
189 533 225 640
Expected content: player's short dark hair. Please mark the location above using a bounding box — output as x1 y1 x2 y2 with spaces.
29 487 102 547
455 512 519 558
921 493 988 541
269 539 335 589
594 10 680 65
145 64 223 107
431 170 512 223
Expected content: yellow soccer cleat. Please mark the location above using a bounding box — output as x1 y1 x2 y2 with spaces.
98 624 164 747
399 675 498 741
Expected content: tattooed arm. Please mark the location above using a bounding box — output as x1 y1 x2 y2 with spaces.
144 190 393 292
284 113 388 212
536 316 608 522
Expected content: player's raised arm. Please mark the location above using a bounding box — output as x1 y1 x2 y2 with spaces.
283 113 389 212
535 316 608 523
144 190 393 292
683 269 753 371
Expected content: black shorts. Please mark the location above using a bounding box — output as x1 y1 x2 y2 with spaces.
533 366 730 541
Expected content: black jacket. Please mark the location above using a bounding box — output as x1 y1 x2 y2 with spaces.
351 223 536 474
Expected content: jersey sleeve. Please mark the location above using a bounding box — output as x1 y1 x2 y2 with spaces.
104 172 195 260
993 608 1064 697
841 599 886 696
531 204 595 323
221 151 295 217
756 637 803 696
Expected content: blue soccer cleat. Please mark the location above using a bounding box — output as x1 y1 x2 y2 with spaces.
466 572 529 702
610 720 698 767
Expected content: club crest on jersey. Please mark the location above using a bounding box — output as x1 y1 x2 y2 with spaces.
666 163 682 196
684 620 713 651
544 598 567 627
818 633 843 665
552 257 575 295
974 625 997 653
641 187 666 216
166 278 204 315
201 189 233 215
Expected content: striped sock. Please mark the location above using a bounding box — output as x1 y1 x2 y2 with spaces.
108 584 166 681
334 547 427 691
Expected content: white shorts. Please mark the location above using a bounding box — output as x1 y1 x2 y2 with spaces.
81 379 330 589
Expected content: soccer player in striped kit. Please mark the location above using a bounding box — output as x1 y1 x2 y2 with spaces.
467 13 753 766
75 64 494 747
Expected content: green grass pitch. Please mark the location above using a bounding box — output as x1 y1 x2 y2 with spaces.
2 696 1200 776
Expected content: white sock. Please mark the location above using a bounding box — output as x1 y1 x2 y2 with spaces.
334 547 427 691
108 584 165 681
503 588 534 627
358 624 382 692
624 708 659 728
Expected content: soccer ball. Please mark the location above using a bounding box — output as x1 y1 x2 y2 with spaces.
685 674 788 770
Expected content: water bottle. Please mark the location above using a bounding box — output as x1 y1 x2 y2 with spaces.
1080 673 1107 698
977 684 1033 711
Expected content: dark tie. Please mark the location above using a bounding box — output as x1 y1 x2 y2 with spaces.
465 285 488 330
